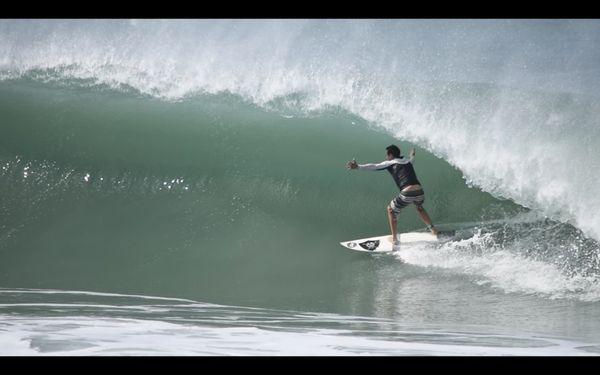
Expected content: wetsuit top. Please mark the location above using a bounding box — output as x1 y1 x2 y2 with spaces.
358 156 421 191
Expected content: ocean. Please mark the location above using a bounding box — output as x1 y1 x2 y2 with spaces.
1 19 600 355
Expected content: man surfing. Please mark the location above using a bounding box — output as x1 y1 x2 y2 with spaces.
346 145 438 251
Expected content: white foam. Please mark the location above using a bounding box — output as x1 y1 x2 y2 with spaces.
1 288 599 356
0 315 595 356
394 231 600 301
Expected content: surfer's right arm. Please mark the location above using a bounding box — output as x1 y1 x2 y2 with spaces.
347 150 415 170
356 157 414 170
356 160 396 170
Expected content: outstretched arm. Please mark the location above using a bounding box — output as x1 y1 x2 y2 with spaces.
357 160 398 170
346 149 415 170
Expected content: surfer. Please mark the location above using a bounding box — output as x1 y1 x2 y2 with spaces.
346 145 438 250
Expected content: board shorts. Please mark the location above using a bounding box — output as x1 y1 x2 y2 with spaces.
388 188 425 218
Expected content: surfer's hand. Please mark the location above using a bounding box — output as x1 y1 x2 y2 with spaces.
410 148 416 159
346 160 358 169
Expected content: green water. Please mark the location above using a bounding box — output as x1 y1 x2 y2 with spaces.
0 81 514 311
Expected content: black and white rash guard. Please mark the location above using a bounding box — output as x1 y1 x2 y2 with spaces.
358 156 421 191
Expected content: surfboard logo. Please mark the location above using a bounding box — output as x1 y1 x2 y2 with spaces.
359 240 379 251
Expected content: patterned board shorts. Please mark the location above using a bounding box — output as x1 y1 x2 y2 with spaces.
389 188 425 218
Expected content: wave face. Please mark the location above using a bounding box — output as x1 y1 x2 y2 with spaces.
1 20 600 323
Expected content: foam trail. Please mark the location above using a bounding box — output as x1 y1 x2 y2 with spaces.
0 288 197 303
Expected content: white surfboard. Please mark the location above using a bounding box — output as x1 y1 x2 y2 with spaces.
340 231 455 253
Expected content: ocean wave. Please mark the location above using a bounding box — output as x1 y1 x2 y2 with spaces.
2 19 599 242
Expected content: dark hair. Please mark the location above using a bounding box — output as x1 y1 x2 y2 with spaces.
386 145 401 158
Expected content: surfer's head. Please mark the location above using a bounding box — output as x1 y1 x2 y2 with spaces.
386 145 401 160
